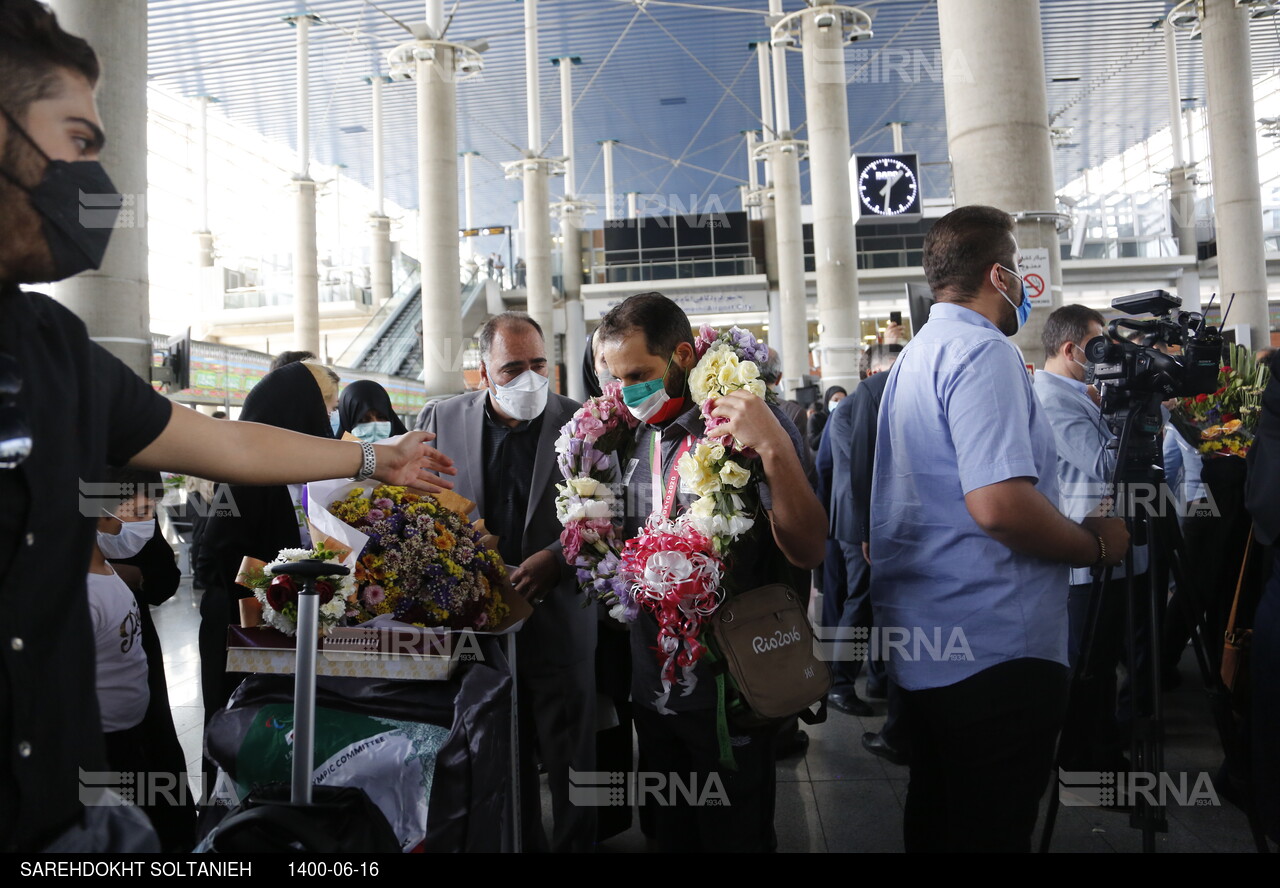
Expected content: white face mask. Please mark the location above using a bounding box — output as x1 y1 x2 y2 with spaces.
490 368 550 422
351 421 392 443
98 516 155 559
828 399 841 412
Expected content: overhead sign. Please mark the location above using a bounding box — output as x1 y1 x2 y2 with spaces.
852 153 922 224
459 226 508 237
1019 247 1052 305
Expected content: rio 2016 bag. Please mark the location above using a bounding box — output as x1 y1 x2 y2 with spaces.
707 583 831 726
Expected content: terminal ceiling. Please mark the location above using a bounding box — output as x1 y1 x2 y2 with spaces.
147 1 1280 231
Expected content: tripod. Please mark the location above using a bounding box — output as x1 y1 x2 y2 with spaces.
1041 393 1270 853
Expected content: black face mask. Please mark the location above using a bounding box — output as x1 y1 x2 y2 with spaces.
0 106 120 281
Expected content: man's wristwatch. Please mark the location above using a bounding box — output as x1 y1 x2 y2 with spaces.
1093 533 1108 567
351 441 377 482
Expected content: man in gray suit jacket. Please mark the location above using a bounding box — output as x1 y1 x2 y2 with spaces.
416 312 597 852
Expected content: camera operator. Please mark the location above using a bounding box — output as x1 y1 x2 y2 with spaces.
1034 304 1144 772
870 206 1128 852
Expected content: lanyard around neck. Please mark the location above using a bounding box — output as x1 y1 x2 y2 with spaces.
650 432 695 522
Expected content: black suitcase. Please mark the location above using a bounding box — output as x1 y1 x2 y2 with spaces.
202 559 401 853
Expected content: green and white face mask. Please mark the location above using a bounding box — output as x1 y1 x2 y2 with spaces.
621 352 677 423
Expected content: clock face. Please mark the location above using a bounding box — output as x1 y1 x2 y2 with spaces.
857 157 919 217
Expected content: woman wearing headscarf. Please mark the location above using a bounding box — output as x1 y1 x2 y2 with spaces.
335 379 408 443
193 362 336 775
807 385 848 452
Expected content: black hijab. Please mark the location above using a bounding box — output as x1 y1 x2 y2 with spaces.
583 332 603 400
336 379 408 438
239 361 333 438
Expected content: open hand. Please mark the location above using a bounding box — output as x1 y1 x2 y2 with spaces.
373 432 457 493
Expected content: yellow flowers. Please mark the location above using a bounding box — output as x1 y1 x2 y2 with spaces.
689 342 766 404
718 460 751 489
678 442 728 497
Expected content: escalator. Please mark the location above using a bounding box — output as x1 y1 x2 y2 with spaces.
337 268 489 381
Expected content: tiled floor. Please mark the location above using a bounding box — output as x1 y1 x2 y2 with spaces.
150 572 1268 853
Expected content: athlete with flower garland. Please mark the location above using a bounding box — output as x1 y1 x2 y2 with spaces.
592 291 825 853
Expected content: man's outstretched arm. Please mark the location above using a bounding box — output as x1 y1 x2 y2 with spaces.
130 402 457 491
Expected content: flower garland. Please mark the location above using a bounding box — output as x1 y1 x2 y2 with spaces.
555 380 639 621
558 324 772 709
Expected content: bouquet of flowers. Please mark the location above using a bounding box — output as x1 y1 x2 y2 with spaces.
1173 343 1271 458
326 485 510 631
554 380 640 621
236 541 354 637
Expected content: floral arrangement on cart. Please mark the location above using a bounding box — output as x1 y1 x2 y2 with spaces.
237 483 511 636
1172 342 1271 459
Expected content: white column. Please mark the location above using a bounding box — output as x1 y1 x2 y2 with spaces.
293 179 320 353
802 10 861 394
418 12 464 394
937 0 1060 364
48 0 150 376
369 75 392 308
522 0 554 341
1202 0 1269 344
557 57 585 401
756 43 779 294
462 150 476 230
601 139 617 220
292 15 320 355
627 192 639 219
768 1 808 394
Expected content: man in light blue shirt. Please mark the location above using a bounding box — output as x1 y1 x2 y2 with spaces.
870 206 1129 852
1034 304 1144 773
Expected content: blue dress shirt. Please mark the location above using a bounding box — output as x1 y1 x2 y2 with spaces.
870 302 1067 691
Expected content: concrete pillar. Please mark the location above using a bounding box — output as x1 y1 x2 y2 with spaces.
197 232 214 269
755 42 779 304
293 178 320 354
524 164 554 340
195 95 214 267
768 1 808 394
557 56 585 401
369 74 392 309
1202 0 1270 345
370 215 392 308
801 9 861 394
1170 170 1201 312
290 15 320 356
462 150 476 230
937 0 1060 364
561 214 585 399
772 147 808 393
522 0 554 342
418 32 464 393
48 0 149 376
601 139 617 220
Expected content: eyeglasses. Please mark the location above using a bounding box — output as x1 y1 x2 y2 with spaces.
0 353 32 469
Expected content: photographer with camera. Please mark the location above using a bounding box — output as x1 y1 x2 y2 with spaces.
1034 304 1145 773
871 206 1128 852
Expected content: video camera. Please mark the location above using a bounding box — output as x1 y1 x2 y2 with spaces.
1085 290 1222 421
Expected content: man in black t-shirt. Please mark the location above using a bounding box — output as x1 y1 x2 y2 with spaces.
0 1 457 851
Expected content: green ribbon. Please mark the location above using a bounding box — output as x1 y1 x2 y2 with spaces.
712 658 737 772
